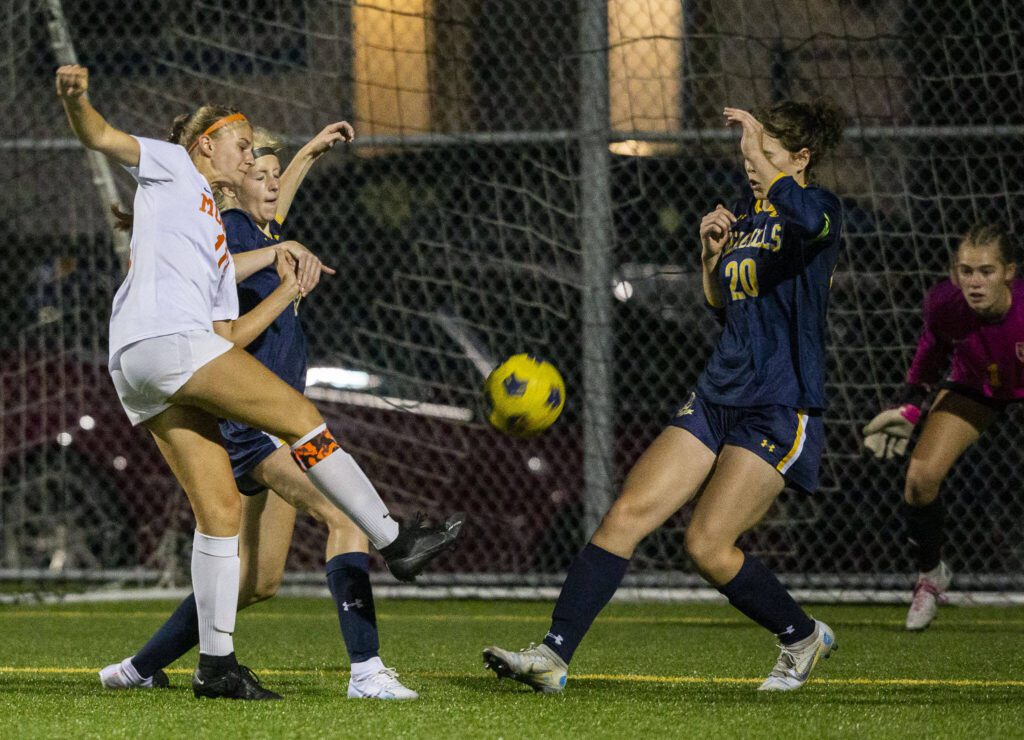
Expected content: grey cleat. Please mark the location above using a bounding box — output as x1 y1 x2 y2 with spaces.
758 620 836 692
483 643 568 694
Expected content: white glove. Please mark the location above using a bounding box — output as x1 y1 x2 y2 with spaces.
862 405 921 459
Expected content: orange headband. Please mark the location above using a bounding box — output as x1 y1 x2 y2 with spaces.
187 113 249 153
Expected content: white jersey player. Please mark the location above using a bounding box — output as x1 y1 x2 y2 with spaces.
56 65 464 701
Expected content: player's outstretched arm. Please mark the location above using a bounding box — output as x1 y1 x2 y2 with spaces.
214 248 302 347
699 205 735 308
276 121 354 223
56 65 139 168
723 108 779 189
232 240 336 296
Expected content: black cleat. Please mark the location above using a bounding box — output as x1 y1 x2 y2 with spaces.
379 512 466 582
192 663 282 700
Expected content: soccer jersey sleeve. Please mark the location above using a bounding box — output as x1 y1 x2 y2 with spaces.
905 283 957 389
124 137 190 184
766 175 841 242
211 261 240 322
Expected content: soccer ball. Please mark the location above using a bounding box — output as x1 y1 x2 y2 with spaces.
485 354 565 437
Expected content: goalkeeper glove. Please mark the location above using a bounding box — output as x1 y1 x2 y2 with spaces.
862 404 921 459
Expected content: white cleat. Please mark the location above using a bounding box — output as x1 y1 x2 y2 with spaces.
347 667 419 700
99 657 169 689
483 643 568 694
906 562 952 632
758 620 836 692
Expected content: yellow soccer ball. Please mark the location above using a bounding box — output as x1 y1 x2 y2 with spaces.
485 354 566 437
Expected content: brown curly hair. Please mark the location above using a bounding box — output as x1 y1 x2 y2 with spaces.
754 98 846 181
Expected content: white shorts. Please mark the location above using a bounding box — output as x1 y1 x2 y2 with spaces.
109 330 234 426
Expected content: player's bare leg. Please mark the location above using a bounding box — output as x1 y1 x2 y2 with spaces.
592 427 718 558
903 391 993 630
100 491 281 692
170 346 464 581
144 405 281 700
687 446 834 691
484 428 716 693
237 489 297 608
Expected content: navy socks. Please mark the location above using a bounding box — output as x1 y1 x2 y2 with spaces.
132 552 381 678
543 543 630 664
718 552 815 645
131 594 200 679
326 552 380 663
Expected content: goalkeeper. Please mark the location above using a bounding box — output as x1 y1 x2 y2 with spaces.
862 223 1023 631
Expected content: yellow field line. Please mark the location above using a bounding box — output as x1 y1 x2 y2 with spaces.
3 611 1024 629
1 666 1022 688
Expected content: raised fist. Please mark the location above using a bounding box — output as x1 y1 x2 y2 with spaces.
55 65 89 99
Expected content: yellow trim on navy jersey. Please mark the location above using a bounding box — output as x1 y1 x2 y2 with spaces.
275 213 285 225
767 171 787 190
776 410 807 473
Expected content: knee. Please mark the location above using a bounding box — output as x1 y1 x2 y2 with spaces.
325 513 369 552
684 525 731 575
593 497 638 544
323 510 359 537
904 463 942 506
238 573 282 608
599 495 651 539
192 487 241 534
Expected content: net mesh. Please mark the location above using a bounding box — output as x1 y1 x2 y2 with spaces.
2 0 1023 598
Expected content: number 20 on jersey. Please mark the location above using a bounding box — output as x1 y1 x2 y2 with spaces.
725 258 759 300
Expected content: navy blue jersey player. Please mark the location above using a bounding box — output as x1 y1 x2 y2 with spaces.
218 208 308 485
484 99 846 694
101 125 432 700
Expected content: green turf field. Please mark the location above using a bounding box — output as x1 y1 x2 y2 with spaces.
1 598 1022 738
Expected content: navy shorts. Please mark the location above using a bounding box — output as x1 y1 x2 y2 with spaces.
667 391 825 493
220 419 281 496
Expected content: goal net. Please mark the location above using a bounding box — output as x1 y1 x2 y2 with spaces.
2 0 1023 602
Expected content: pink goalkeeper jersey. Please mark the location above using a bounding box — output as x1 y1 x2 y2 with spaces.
907 279 1024 400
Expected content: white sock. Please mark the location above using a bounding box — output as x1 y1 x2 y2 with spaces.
350 656 384 680
291 425 400 550
192 530 239 657
921 562 946 582
121 657 145 685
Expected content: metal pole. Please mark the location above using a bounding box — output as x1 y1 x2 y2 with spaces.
578 0 614 538
42 0 131 268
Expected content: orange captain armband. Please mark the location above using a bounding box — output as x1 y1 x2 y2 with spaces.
291 428 341 471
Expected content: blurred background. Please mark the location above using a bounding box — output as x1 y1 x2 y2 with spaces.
2 0 1023 601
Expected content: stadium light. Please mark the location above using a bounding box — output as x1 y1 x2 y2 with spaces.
306 367 382 390
612 279 634 302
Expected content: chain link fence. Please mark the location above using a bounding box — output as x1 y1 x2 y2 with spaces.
2 0 1023 599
